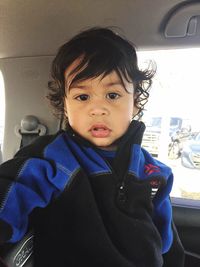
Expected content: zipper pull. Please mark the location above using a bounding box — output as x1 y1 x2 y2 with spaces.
117 183 126 202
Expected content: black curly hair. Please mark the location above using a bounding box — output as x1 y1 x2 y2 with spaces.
47 27 155 124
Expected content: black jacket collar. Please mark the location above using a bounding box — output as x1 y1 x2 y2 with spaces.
66 120 146 178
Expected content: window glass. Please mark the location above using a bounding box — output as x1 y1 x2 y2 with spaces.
0 71 5 163
138 49 200 201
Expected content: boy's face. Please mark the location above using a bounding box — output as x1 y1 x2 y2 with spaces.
64 60 138 150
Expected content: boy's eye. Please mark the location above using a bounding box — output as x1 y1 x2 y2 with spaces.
75 94 89 101
106 92 121 100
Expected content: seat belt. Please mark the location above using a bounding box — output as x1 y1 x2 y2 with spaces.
15 115 47 148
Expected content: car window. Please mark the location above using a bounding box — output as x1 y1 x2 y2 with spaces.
138 48 200 202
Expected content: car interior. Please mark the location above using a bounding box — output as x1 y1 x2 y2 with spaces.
0 0 200 266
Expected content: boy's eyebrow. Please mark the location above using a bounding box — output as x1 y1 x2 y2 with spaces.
69 84 87 90
69 80 125 90
104 81 124 87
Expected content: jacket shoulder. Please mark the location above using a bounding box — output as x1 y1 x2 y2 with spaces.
14 130 65 159
141 147 172 176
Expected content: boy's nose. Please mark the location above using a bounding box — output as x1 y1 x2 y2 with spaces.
89 106 109 116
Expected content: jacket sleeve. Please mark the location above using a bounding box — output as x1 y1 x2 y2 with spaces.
0 132 80 245
0 156 59 244
152 172 174 253
162 221 185 267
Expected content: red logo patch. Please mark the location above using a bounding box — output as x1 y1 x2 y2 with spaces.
144 164 160 175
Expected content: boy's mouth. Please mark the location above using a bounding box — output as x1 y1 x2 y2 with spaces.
89 125 111 138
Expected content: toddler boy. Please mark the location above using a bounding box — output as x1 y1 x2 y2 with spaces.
0 27 184 267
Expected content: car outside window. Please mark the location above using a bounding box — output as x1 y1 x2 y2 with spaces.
138 48 200 202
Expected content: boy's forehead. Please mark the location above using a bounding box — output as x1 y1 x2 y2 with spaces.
64 58 129 89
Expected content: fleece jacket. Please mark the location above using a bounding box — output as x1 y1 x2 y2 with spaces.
0 120 185 267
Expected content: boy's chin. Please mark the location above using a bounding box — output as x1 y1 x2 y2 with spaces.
92 140 118 151
89 135 124 151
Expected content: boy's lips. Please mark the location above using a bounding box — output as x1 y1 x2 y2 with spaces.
89 124 111 138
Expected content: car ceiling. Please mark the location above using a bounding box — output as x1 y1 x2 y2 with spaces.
1 0 200 59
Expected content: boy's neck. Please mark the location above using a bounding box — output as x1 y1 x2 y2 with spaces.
96 144 118 151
